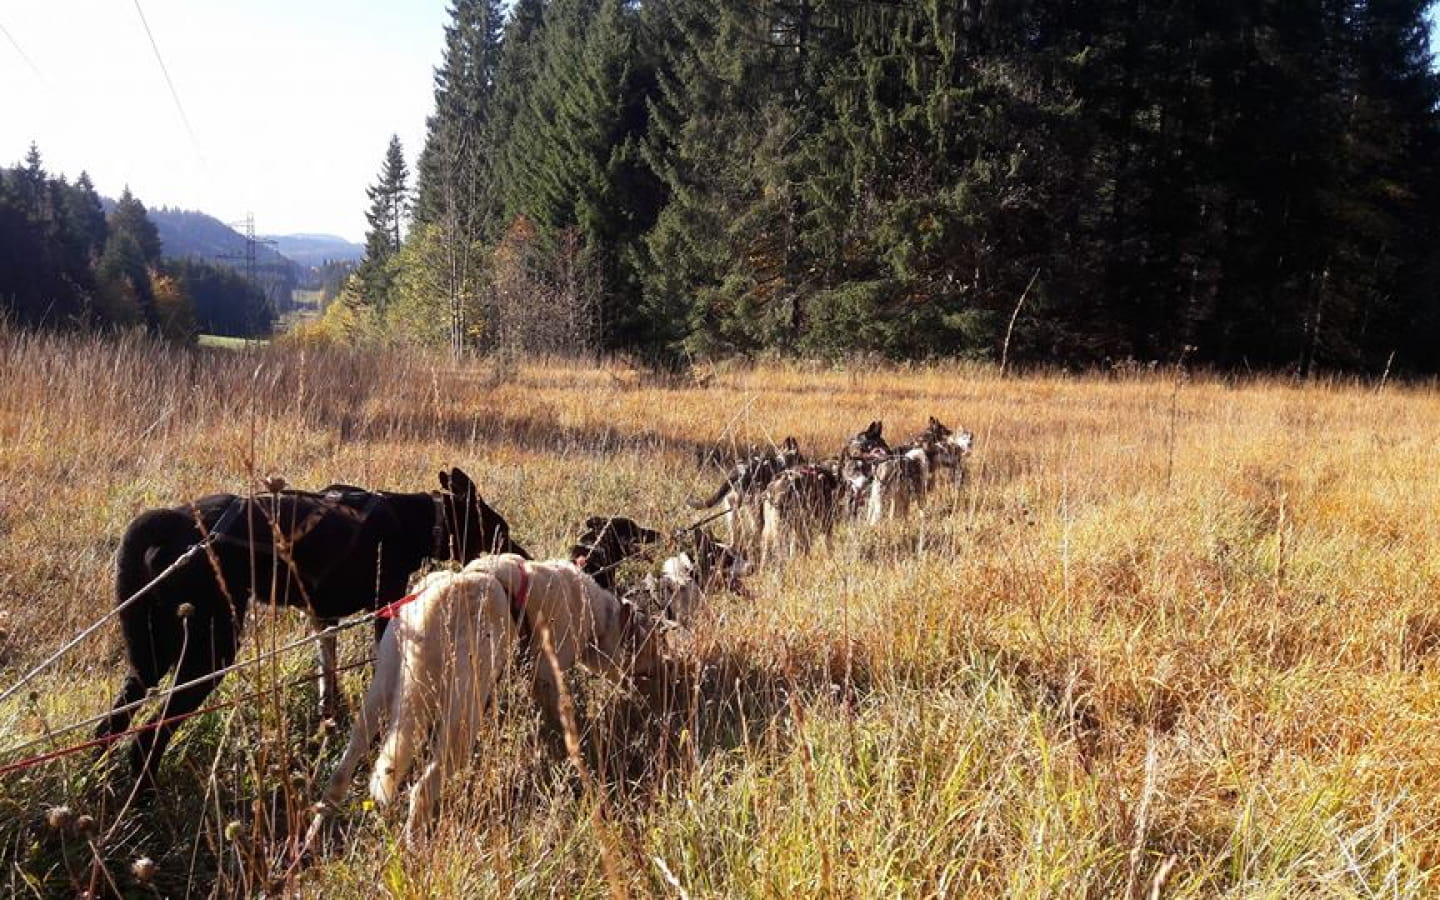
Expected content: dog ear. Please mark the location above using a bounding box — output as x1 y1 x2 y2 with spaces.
584 515 608 530
438 469 451 492
783 436 799 453
866 421 883 440
929 415 942 429
448 467 475 495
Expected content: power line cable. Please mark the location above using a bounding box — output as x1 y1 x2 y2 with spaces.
130 0 204 162
0 20 46 84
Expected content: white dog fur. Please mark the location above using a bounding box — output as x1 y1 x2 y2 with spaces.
866 446 930 523
312 553 669 841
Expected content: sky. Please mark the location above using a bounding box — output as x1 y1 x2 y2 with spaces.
0 0 449 243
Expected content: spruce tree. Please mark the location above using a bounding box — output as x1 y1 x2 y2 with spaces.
496 0 665 348
355 135 410 309
409 0 506 357
101 187 164 331
66 172 108 261
413 0 504 237
109 187 163 265
16 143 47 221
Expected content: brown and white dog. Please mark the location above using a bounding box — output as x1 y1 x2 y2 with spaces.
912 416 975 486
687 437 806 554
311 554 673 842
837 420 892 517
865 417 974 522
866 450 930 523
626 528 750 625
760 462 842 564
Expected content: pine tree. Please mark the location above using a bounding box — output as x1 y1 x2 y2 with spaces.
66 172 108 261
638 0 1440 368
382 0 1440 368
495 0 665 348
408 0 506 357
101 187 165 331
16 143 48 221
108 187 163 266
167 257 272 337
489 0 546 179
413 0 505 236
355 135 410 309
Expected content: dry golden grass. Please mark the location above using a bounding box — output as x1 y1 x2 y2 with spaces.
2 324 1439 897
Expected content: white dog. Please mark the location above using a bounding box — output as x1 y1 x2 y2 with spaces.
311 553 671 841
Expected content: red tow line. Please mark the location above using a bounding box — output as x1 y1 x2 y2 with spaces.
376 592 421 619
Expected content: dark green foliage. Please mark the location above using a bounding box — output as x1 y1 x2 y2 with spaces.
0 151 260 339
492 0 666 347
644 0 1440 368
0 149 147 329
108 187 163 268
101 188 166 331
414 0 506 236
389 0 1440 370
165 257 274 337
355 135 410 309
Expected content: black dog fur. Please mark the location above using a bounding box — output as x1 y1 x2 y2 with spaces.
96 466 527 786
570 515 663 591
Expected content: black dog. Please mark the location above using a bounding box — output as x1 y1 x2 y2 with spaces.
570 515 663 591
96 467 528 787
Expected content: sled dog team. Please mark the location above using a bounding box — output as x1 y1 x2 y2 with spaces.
94 418 972 841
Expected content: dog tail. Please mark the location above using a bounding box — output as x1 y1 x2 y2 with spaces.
97 508 197 739
686 480 731 510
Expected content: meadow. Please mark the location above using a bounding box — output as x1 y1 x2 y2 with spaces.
1 324 1438 898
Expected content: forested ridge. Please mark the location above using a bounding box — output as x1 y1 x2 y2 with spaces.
0 146 274 339
7 1 1439 372
333 0 1440 371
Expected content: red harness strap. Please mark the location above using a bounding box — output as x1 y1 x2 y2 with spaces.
376 591 421 619
377 560 530 622
512 561 530 614
509 561 535 650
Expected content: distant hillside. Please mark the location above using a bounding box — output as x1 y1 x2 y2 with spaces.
100 200 302 313
98 200 299 273
145 207 298 274
262 233 364 267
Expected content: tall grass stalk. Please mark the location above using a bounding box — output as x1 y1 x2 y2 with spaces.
0 322 1436 895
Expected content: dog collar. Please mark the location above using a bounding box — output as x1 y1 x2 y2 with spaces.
431 492 449 560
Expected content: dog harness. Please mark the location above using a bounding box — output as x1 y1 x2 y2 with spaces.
201 489 452 622
377 559 530 625
201 489 391 596
509 561 534 649
510 562 531 614
376 591 420 619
